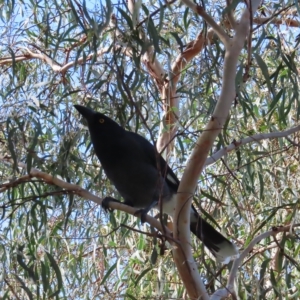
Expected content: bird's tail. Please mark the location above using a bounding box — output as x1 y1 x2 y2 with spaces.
190 208 238 263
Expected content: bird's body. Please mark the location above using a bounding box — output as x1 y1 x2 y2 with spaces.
75 105 238 262
88 119 176 210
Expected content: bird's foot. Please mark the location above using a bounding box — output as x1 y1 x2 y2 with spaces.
134 200 158 223
134 208 149 223
102 196 120 212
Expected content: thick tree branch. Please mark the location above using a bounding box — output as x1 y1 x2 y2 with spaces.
157 32 206 153
172 1 262 299
0 156 173 241
0 47 111 74
195 6 229 46
226 0 237 30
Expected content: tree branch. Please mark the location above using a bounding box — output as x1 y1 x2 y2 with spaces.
211 224 300 299
172 1 262 299
0 156 173 242
195 5 230 46
205 125 300 167
157 32 206 154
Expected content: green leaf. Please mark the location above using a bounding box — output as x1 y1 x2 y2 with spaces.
158 1 164 33
6 119 18 172
134 267 153 286
270 269 280 297
125 294 138 300
100 262 117 285
46 251 63 297
222 0 240 16
254 53 273 95
183 7 190 30
117 8 133 30
137 234 145 250
41 261 50 293
150 247 158 264
259 258 271 289
170 32 184 53
16 245 37 282
267 89 283 116
252 209 277 236
13 274 33 300
258 172 264 200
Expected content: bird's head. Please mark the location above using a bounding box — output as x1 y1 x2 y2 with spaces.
74 105 124 139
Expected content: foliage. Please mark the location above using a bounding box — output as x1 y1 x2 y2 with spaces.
0 0 300 299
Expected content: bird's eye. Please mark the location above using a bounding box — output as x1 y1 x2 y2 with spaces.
99 118 105 124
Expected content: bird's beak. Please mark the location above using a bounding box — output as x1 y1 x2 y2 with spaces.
74 105 95 120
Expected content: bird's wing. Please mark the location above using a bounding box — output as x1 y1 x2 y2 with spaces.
126 132 237 262
126 131 179 191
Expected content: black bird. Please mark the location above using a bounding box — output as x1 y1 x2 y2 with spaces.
74 105 238 262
